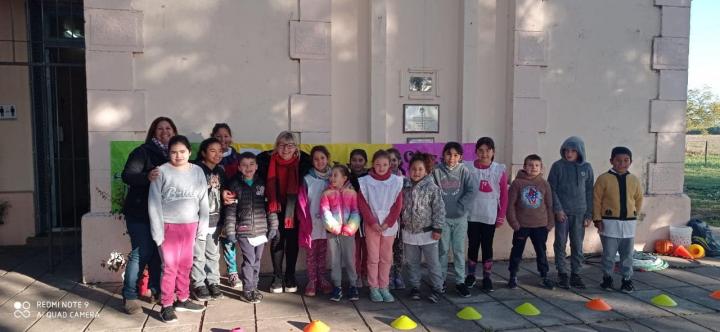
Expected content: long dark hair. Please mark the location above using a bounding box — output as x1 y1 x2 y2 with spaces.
211 123 232 137
475 137 496 161
168 135 192 152
145 116 178 143
195 137 221 162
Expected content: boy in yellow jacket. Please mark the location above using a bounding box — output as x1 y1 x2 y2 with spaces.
593 146 643 293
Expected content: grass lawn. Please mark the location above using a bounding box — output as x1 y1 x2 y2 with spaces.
685 153 720 227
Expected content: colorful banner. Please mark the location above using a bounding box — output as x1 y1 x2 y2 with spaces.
109 141 474 212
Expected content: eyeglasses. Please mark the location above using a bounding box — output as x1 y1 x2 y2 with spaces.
278 143 297 150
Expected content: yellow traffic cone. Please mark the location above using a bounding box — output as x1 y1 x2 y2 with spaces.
515 302 541 316
456 306 482 320
390 315 418 330
651 294 677 307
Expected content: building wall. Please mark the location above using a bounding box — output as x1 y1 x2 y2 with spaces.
0 0 36 245
81 0 692 281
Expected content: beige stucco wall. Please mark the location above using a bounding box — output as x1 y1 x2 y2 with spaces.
81 0 692 281
0 0 36 246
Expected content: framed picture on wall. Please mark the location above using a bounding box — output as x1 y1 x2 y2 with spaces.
403 104 439 133
401 68 438 100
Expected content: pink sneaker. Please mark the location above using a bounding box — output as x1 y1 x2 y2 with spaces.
304 281 316 297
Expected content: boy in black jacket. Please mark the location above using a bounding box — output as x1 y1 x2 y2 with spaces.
224 152 279 303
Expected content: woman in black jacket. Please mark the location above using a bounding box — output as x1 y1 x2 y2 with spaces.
121 116 177 315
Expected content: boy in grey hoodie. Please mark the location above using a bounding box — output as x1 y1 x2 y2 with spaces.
548 136 594 289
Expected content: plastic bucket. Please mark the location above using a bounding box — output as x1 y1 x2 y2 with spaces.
669 226 693 248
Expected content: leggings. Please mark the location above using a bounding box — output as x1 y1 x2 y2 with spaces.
270 212 299 280
467 222 496 278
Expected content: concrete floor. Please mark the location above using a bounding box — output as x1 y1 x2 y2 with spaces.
1 246 719 332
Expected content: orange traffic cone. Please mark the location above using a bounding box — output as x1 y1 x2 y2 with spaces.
710 290 720 300
585 298 612 312
673 245 694 259
304 320 330 332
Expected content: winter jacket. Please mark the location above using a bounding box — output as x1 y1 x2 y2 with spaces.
194 160 226 228
507 170 554 231
223 176 279 240
255 150 313 189
547 136 594 219
592 169 643 221
297 169 331 249
400 175 446 234
121 142 168 223
432 162 476 219
320 181 361 236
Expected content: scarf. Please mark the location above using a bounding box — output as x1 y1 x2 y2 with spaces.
368 169 392 181
267 152 300 228
310 166 331 180
151 137 169 158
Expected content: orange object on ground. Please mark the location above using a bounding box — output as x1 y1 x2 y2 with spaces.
710 290 720 300
304 320 330 332
655 240 674 255
688 244 706 259
585 298 612 311
673 245 694 259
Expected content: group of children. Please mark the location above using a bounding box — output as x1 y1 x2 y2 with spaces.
145 123 643 324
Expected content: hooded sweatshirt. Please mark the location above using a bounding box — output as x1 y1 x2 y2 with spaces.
432 162 476 219
297 167 331 248
547 136 594 220
507 170 554 231
194 160 226 229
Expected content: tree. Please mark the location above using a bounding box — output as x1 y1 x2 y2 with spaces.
687 86 720 134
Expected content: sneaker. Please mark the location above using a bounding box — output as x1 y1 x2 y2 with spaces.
330 287 343 302
173 299 205 313
557 273 570 289
465 275 477 288
507 277 519 289
456 283 471 298
252 290 264 303
409 287 421 300
394 274 406 290
160 306 178 323
242 291 260 304
388 273 396 290
600 276 614 291
191 285 211 301
482 277 494 292
369 287 383 302
304 281 317 297
320 279 334 294
620 279 634 293
348 287 360 301
123 299 142 315
208 284 224 300
540 278 555 290
441 282 448 294
284 277 298 293
270 277 283 293
428 290 441 304
228 273 243 289
570 274 586 289
379 288 395 302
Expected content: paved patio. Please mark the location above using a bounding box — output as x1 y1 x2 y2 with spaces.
1 246 720 332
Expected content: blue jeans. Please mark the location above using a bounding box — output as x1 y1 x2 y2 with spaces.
122 219 161 300
222 236 238 274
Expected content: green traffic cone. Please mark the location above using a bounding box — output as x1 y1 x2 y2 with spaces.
651 294 677 307
456 306 482 320
515 302 541 316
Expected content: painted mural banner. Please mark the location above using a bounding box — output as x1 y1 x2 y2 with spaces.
109 141 477 212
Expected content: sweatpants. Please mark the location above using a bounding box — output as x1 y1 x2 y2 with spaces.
404 241 443 292
237 237 265 291
328 233 357 287
509 227 549 277
221 237 238 274
305 239 329 288
553 214 586 275
600 235 634 279
391 231 403 277
158 222 198 307
270 213 299 280
364 224 395 288
439 216 468 284
467 222 496 278
355 233 368 282
191 229 221 288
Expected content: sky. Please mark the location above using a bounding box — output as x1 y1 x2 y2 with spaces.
688 0 720 95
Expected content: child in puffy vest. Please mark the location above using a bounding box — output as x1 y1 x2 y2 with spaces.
322 165 361 302
224 152 279 304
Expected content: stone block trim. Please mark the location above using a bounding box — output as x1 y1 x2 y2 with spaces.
514 30 547 66
85 0 133 10
300 59 331 95
289 94 331 132
511 130 540 165
513 66 543 98
515 0 544 32
655 0 691 7
656 133 685 163
658 70 688 101
85 9 143 52
86 51 134 91
660 6 690 38
290 21 331 60
300 0 331 22
650 100 686 133
648 163 684 194
87 90 146 132
652 37 689 70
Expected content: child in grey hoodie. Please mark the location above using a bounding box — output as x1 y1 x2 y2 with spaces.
548 136 594 289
